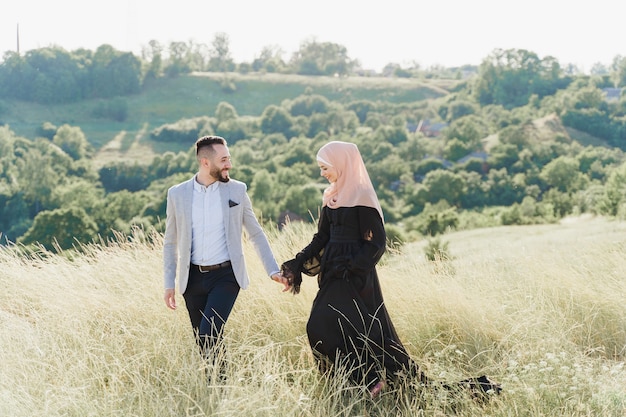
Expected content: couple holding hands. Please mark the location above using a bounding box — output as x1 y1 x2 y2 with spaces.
163 136 501 399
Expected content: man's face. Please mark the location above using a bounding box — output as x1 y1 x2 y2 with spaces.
207 144 232 182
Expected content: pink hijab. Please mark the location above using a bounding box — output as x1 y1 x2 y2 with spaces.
316 141 384 221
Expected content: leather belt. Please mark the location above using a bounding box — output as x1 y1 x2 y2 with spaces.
193 261 231 273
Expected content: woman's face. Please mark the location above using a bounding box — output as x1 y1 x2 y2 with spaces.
318 162 338 183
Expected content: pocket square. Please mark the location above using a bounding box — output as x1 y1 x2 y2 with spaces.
228 199 239 207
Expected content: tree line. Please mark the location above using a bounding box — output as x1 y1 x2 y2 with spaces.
2 37 625 142
2 32 624 101
0 34 361 106
1 42 626 251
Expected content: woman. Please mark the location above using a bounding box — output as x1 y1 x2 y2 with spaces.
281 141 423 397
281 141 500 399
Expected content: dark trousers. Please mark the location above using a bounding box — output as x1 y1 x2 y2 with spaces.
183 264 240 356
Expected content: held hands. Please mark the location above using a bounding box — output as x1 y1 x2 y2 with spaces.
271 272 292 292
165 275 290 310
281 262 302 295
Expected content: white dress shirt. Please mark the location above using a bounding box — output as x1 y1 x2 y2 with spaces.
190 178 230 266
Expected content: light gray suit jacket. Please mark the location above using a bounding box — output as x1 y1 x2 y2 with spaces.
163 176 279 293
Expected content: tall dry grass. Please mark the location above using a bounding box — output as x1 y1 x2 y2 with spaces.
1 216 625 416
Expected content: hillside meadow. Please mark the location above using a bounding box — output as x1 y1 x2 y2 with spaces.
1 216 625 416
3 72 452 153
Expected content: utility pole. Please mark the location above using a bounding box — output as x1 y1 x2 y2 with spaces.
17 23 20 54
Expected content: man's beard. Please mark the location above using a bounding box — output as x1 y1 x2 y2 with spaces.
211 167 230 183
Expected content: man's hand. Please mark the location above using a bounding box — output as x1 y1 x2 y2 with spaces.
164 288 177 310
271 273 292 292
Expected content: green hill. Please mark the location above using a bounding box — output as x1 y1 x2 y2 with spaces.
2 72 454 153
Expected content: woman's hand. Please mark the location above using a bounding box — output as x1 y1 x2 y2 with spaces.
271 272 292 292
281 262 302 295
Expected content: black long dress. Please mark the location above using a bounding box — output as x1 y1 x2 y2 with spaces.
282 205 424 390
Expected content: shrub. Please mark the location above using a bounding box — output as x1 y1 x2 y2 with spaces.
92 98 128 122
37 122 58 140
424 236 451 261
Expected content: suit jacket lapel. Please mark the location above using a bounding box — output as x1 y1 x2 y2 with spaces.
183 179 194 235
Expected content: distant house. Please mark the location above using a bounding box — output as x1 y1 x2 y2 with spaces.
602 88 623 101
415 119 448 137
406 122 419 133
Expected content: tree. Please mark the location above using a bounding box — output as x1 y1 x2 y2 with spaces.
346 100 377 124
367 154 411 191
249 169 279 219
0 51 28 99
27 47 85 103
50 179 104 216
290 39 355 76
19 206 98 251
36 122 58 140
444 138 472 162
422 169 464 206
488 143 521 170
208 32 235 72
92 190 153 237
142 40 164 79
542 189 574 217
459 171 488 208
409 201 459 236
98 162 149 192
445 99 478 122
282 184 322 219
610 55 626 87
0 47 86 103
106 52 142 96
260 105 294 137
165 41 191 77
277 138 315 168
91 44 142 97
485 168 524 206
0 190 31 243
415 158 447 177
215 101 238 122
540 156 587 193
373 123 408 146
598 162 626 216
443 115 488 149
289 94 330 117
52 124 91 160
185 40 210 72
473 48 567 108
397 137 427 164
16 144 64 214
252 45 286 73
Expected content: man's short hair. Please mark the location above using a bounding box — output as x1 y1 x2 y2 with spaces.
195 135 226 159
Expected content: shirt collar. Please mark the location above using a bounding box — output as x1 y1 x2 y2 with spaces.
193 175 220 193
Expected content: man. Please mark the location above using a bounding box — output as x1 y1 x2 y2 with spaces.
163 135 288 361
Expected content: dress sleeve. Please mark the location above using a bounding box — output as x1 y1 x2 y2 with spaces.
298 207 330 270
281 207 330 293
348 206 386 275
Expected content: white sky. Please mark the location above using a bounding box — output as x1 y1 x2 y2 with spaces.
1 0 623 73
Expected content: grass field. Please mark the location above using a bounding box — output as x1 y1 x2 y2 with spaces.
1 216 625 416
